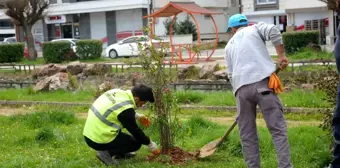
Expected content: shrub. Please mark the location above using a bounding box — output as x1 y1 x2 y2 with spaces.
35 127 55 143
177 15 198 41
64 49 78 62
76 40 103 60
0 43 24 63
43 41 73 63
282 31 319 54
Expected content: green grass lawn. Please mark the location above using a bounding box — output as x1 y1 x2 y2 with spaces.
271 47 334 62
0 88 330 108
0 110 331 168
19 58 46 65
175 89 330 108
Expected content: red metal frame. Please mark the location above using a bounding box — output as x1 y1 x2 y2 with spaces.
143 2 222 64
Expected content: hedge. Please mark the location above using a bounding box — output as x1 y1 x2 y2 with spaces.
76 40 102 60
0 43 24 63
282 31 319 54
43 42 77 63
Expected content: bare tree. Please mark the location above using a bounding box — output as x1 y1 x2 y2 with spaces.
2 0 49 60
319 0 340 12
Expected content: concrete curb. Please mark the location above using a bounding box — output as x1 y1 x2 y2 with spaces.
0 100 331 114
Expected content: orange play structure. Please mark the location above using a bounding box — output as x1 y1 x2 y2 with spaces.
143 2 222 64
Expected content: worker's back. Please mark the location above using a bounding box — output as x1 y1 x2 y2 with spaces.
225 22 276 94
83 89 135 143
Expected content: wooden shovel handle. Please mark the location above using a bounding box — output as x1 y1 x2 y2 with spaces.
275 61 288 74
216 120 238 147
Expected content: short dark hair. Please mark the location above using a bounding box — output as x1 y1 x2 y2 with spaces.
131 84 155 103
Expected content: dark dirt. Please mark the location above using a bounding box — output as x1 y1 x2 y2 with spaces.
147 147 197 165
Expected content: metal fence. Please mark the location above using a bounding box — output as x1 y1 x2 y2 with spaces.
0 63 36 74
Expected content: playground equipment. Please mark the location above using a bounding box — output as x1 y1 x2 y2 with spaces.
143 2 222 64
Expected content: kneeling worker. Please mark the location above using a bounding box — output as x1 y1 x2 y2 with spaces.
83 84 160 166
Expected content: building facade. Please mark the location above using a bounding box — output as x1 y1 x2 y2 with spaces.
0 0 150 50
242 0 332 44
0 9 15 41
242 0 287 32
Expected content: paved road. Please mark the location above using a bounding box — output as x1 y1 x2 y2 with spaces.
10 43 336 70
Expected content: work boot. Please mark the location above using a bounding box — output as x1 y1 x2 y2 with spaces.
96 151 119 166
114 152 136 160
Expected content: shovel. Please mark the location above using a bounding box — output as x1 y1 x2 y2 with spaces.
197 120 237 158
197 64 285 159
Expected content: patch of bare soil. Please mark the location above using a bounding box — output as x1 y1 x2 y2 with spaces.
0 106 30 116
147 147 196 165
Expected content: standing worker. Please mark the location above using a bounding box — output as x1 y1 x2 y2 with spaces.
83 84 160 166
224 14 292 168
331 10 340 168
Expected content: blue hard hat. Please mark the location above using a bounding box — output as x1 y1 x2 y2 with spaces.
227 14 249 32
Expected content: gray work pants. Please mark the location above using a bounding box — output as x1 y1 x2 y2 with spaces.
236 78 292 168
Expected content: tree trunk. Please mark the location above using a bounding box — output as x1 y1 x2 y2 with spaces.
155 87 172 153
24 25 37 61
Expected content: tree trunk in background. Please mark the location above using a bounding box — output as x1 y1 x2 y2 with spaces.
24 25 37 61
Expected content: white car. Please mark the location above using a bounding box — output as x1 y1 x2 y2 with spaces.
105 35 168 59
3 37 16 43
51 38 79 53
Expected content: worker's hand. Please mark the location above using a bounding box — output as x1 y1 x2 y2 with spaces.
148 141 160 155
139 115 151 128
135 113 151 128
277 55 289 70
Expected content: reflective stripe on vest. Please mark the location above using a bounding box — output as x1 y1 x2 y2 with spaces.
90 100 134 130
103 100 134 118
90 106 121 130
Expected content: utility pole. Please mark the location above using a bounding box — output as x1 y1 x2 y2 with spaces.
147 0 150 16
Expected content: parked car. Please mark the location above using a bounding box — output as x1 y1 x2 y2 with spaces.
105 35 169 59
3 37 16 44
51 38 79 53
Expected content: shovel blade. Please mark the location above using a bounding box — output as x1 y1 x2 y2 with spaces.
198 137 222 158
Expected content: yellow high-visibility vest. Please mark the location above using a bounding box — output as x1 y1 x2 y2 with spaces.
83 89 136 143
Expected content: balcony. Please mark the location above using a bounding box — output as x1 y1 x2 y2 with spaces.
285 0 327 12
48 0 149 15
153 0 229 9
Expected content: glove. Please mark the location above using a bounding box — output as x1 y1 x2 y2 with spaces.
148 141 160 155
135 113 151 128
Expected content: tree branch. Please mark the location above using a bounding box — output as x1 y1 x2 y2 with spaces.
28 0 49 24
319 0 340 12
3 0 49 26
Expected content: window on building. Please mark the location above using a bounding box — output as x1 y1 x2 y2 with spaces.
256 0 277 5
230 0 236 6
204 15 210 20
49 0 57 4
255 0 278 11
0 20 14 29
